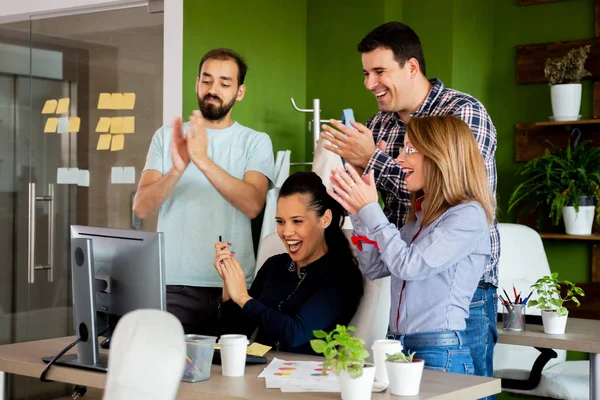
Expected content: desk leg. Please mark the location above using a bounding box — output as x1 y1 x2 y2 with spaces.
0 371 5 400
592 353 600 400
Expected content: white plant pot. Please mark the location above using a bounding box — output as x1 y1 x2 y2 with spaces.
551 83 582 121
562 205 595 235
339 366 376 400
541 310 569 334
385 359 425 396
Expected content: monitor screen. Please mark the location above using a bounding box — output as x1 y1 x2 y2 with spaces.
70 225 166 319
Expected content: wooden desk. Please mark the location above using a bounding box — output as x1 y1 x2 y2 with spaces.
497 317 600 400
0 336 501 400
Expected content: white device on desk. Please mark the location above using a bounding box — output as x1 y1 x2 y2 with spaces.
41 226 166 373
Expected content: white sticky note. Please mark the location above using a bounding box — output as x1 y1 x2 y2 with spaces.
57 117 69 134
57 168 79 184
121 167 136 184
111 167 123 184
77 169 90 187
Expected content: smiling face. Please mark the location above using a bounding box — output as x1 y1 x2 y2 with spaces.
362 47 416 113
196 58 245 121
275 193 331 268
396 134 425 192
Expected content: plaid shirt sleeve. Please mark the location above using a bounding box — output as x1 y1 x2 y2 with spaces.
453 102 500 286
365 149 410 201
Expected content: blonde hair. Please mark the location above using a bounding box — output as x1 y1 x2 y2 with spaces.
405 115 495 226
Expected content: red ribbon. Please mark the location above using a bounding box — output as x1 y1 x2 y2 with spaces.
351 235 380 251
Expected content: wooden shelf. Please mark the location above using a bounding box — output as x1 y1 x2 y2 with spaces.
525 119 600 127
514 120 600 161
540 233 600 241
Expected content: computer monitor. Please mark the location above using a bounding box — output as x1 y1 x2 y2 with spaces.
43 225 166 372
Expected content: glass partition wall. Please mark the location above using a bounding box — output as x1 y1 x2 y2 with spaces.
0 6 163 399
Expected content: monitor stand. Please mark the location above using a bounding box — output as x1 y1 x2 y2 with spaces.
42 238 108 372
41 353 109 373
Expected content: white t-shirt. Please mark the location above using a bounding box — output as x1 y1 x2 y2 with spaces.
143 121 274 287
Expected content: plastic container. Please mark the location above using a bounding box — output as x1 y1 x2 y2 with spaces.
181 334 216 382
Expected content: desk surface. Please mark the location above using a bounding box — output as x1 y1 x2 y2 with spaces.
497 317 600 353
0 336 500 400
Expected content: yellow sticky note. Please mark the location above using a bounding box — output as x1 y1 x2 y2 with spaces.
122 117 135 134
110 134 124 151
42 100 58 114
97 93 111 109
110 117 124 134
246 343 271 357
96 134 112 150
95 117 111 133
111 93 124 110
122 93 136 110
56 98 70 114
44 118 58 133
68 116 81 133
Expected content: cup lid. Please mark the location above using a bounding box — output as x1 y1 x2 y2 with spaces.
218 334 248 345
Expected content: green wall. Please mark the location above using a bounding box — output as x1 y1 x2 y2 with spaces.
183 2 595 396
183 0 308 164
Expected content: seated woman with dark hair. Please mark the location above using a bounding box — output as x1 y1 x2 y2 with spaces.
213 171 364 355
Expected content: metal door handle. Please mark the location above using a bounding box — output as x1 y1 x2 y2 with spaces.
28 182 55 284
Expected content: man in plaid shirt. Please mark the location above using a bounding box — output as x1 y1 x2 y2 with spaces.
322 22 499 391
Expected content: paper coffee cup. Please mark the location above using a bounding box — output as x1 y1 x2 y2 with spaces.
219 334 248 377
372 339 403 384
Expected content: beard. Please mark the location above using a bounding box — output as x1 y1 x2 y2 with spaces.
198 94 236 121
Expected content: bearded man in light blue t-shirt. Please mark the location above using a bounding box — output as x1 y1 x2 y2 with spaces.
133 48 274 335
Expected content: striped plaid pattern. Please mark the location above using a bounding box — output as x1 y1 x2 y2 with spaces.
364 78 499 286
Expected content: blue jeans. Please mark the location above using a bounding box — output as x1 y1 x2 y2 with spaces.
415 346 475 374
464 285 498 399
390 331 474 375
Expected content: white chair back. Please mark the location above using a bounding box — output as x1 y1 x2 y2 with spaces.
494 223 566 373
103 309 186 400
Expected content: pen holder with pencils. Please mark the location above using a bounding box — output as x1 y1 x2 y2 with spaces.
502 304 527 332
182 334 217 382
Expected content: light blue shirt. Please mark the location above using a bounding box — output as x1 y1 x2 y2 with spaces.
143 121 274 287
351 202 490 334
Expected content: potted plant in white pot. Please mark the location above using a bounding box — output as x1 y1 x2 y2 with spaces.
385 350 425 396
528 272 585 334
508 138 600 235
544 45 591 121
311 325 374 400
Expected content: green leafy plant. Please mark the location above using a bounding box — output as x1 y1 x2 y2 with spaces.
310 325 370 379
508 139 600 228
544 45 591 85
528 272 585 317
385 350 416 363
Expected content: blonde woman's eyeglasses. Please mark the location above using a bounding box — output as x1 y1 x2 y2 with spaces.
399 146 418 156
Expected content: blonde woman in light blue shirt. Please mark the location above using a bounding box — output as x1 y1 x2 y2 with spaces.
328 115 495 375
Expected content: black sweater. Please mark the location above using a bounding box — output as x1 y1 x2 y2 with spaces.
218 252 364 355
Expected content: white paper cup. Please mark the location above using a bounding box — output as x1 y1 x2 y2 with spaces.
371 339 403 385
219 334 248 377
